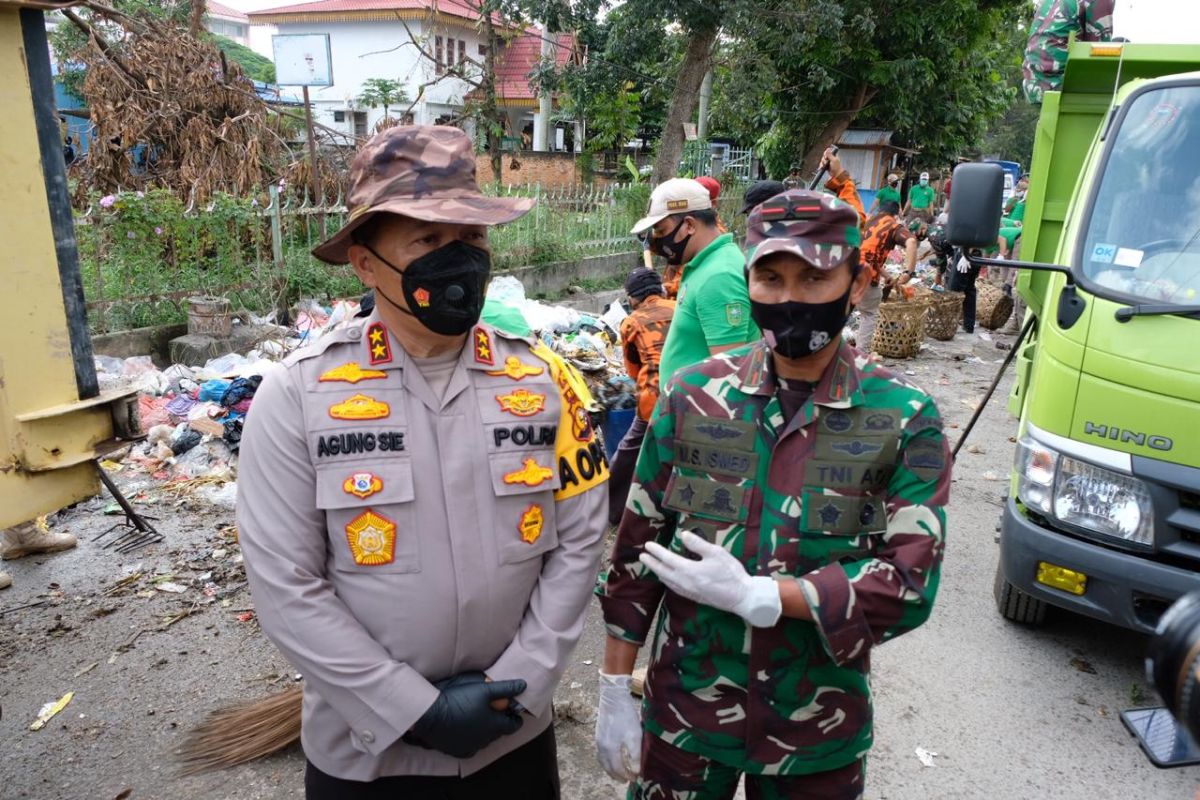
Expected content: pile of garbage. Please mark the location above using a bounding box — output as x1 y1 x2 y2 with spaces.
101 279 638 491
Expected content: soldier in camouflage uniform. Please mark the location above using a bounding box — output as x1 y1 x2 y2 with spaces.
1023 0 1115 103
594 190 950 799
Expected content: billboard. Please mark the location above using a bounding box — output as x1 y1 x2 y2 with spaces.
272 34 333 87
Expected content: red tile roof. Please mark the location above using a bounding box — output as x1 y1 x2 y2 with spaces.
207 0 249 22
249 0 490 22
493 31 578 102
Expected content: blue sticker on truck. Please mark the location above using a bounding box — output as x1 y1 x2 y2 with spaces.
1091 243 1117 263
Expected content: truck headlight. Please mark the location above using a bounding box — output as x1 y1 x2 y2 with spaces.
1053 456 1154 546
1016 436 1057 515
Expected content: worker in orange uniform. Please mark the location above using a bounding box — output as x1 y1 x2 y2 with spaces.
857 200 918 353
819 147 865 225
607 267 676 526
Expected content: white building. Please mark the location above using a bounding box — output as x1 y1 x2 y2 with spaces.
206 1 251 46
248 0 581 146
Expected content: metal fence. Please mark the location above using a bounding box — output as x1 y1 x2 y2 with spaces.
77 179 751 334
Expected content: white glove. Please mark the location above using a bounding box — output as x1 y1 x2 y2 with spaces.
640 531 782 628
956 255 971 273
595 672 642 782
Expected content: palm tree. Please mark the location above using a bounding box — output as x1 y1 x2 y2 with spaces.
356 78 411 132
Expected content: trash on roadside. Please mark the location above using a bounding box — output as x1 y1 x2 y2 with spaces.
30 691 74 731
156 582 188 594
915 746 938 767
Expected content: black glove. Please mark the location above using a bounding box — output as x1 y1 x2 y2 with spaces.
405 671 526 758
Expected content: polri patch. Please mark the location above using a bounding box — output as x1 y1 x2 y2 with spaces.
493 425 556 448
345 510 396 566
487 356 545 381
366 323 391 365
504 458 554 487
343 472 384 499
329 393 390 421
319 362 388 384
474 326 495 366
496 389 547 417
518 504 545 544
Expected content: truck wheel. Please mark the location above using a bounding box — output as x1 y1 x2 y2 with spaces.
993 563 1047 625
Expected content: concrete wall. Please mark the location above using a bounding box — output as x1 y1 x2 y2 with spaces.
92 324 187 365
476 151 609 188
495 250 639 298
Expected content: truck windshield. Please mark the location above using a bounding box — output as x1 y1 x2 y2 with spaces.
1080 85 1200 305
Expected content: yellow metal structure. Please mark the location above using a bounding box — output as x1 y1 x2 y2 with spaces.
0 6 135 528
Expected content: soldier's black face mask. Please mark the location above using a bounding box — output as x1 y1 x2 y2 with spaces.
749 269 858 359
367 240 491 336
648 216 692 265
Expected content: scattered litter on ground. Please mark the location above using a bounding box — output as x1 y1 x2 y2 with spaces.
967 444 987 455
1070 657 1098 675
30 691 74 731
915 746 938 767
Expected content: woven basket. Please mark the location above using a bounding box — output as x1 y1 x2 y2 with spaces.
977 283 1014 330
872 298 928 358
926 291 964 341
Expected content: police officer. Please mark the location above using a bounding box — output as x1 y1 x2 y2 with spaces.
237 126 609 798
595 190 950 798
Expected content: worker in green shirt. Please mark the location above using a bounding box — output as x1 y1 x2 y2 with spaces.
631 179 760 389
869 172 902 214
903 171 937 222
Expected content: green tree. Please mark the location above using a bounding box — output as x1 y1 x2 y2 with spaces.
213 34 276 83
980 6 1039 166
356 78 411 126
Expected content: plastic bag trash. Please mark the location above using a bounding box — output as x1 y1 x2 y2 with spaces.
600 300 628 332
171 427 203 456
915 747 938 767
121 355 157 377
204 353 250 376
202 483 238 510
487 275 527 304
30 692 74 731
197 380 232 403
147 425 175 446
138 395 172 429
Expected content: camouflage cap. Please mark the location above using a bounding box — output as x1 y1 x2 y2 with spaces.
745 189 862 271
312 125 534 264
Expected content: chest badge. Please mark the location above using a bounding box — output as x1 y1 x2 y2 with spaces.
367 323 392 366
344 472 384 499
518 504 545 544
319 362 388 384
329 394 391 421
487 356 545 381
504 458 554 487
345 510 396 566
823 410 853 433
474 327 495 366
497 389 546 417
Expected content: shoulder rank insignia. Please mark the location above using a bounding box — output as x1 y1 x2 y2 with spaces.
329 393 391 421
344 472 384 499
345 510 396 566
486 356 545 381
474 326 495 366
496 389 546 417
518 504 545 544
366 323 392 366
504 458 554 487
319 362 388 384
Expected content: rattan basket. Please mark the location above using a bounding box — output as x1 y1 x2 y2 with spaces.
977 283 1014 330
872 298 929 358
925 291 964 341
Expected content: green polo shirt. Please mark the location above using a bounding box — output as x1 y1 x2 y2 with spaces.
908 184 936 210
875 185 901 206
658 233 759 389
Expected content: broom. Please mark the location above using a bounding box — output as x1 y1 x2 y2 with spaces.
177 687 303 774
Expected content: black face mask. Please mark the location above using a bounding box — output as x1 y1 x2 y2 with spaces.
750 280 855 359
367 240 491 336
648 217 692 265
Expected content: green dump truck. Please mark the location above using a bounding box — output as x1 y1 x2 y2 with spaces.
950 41 1200 633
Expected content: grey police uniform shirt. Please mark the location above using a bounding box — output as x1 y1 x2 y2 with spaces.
236 312 609 781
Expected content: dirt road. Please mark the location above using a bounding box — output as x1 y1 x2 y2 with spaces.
2 330 1195 799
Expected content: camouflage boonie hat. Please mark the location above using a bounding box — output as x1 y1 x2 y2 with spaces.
745 189 862 271
312 125 534 264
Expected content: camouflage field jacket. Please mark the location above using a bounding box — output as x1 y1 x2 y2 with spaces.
598 339 950 775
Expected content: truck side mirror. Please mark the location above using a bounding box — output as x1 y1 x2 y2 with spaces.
947 163 1004 248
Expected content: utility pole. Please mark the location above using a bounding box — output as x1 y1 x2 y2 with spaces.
534 23 553 152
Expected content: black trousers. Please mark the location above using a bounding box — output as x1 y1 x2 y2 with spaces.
950 257 982 332
305 725 560 800
607 415 649 527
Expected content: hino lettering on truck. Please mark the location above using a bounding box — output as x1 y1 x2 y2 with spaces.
1083 422 1173 451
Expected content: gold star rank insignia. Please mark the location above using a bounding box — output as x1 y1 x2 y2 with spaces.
328 393 391 420
319 362 388 384
503 458 554 487
474 326 494 366
486 356 545 381
496 389 546 417
517 504 544 545
366 322 392 365
345 510 396 565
